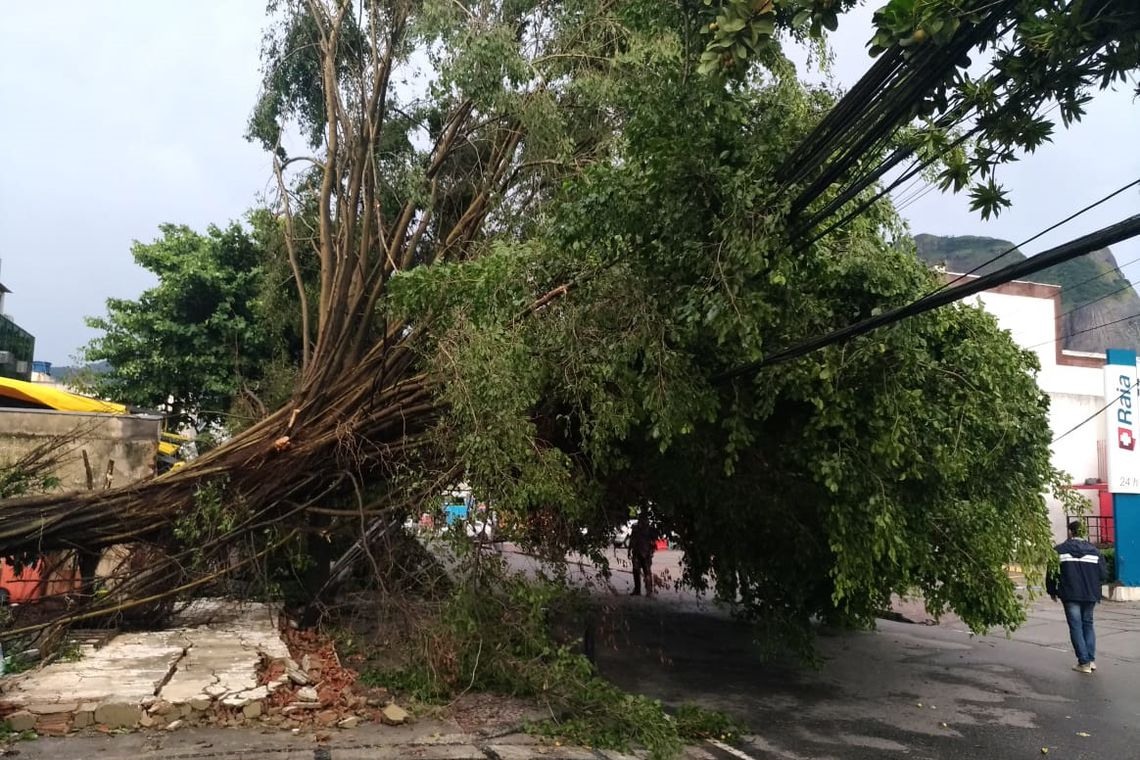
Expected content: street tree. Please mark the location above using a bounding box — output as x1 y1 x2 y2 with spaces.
80 218 282 432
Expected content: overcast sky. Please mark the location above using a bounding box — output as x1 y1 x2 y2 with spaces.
1 2 1137 365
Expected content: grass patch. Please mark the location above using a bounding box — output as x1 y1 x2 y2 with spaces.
0 721 38 743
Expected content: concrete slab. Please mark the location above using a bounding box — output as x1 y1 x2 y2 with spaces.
1107 585 1140 601
1 634 187 706
0 600 289 730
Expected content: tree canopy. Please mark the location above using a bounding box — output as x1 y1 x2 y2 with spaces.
80 215 289 431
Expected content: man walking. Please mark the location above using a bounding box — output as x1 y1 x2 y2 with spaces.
1046 520 1108 674
629 512 657 597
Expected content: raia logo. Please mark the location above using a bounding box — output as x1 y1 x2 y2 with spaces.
1118 374 1135 450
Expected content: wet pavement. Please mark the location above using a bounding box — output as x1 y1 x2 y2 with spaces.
594 591 1140 759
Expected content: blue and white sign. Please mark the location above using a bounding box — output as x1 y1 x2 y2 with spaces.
1104 349 1140 493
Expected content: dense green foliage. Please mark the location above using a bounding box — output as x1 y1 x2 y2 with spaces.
381 0 1066 640
80 214 296 431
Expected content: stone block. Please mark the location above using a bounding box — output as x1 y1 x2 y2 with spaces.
73 702 98 729
35 716 71 737
240 685 270 701
25 702 78 715
297 686 319 703
165 719 184 731
381 703 410 725
242 701 263 719
337 715 360 728
286 665 311 685
189 697 211 711
149 699 174 716
94 702 142 728
139 714 158 728
5 710 37 732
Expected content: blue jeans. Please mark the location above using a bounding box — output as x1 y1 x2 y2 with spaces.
1063 600 1097 664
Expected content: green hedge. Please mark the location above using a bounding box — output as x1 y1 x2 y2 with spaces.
1102 548 1117 583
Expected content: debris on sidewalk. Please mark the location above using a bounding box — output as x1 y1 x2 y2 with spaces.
0 599 407 738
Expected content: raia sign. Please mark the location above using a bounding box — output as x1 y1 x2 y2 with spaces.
1105 349 1140 493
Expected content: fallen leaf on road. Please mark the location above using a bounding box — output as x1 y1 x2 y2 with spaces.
1041 748 1049 755
1077 732 1091 738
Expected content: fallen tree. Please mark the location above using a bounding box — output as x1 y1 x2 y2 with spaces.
2 0 1138 641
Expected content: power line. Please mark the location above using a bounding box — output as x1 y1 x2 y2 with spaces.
974 255 1140 355
715 214 1140 383
1054 278 1139 324
1027 307 1140 353
1051 252 1140 312
1051 379 1138 444
796 89 1059 248
895 182 939 213
1051 392 1123 444
975 253 1140 354
930 177 1140 295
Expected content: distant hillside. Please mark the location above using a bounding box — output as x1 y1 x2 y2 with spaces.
47 361 110 387
914 234 1140 354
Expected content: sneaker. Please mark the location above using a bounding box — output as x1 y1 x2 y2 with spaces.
1073 663 1093 674
1090 661 1097 671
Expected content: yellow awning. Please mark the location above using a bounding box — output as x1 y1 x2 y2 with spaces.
0 376 129 415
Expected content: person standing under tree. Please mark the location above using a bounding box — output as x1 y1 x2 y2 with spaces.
629 511 657 597
1046 520 1108 674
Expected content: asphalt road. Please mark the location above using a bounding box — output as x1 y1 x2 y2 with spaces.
571 548 1140 760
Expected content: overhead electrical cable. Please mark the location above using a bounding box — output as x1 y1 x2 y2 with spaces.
1051 394 1122 443
777 1 1018 211
929 177 1140 295
1027 307 1140 353
716 214 1140 382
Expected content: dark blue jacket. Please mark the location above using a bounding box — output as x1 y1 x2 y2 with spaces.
1046 538 1107 603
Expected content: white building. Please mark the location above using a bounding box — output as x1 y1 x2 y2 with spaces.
955 276 1108 540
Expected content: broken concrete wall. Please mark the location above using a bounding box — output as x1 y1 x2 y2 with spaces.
0 408 161 491
0 410 163 600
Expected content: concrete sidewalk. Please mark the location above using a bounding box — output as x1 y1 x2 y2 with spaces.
994 596 1140 664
